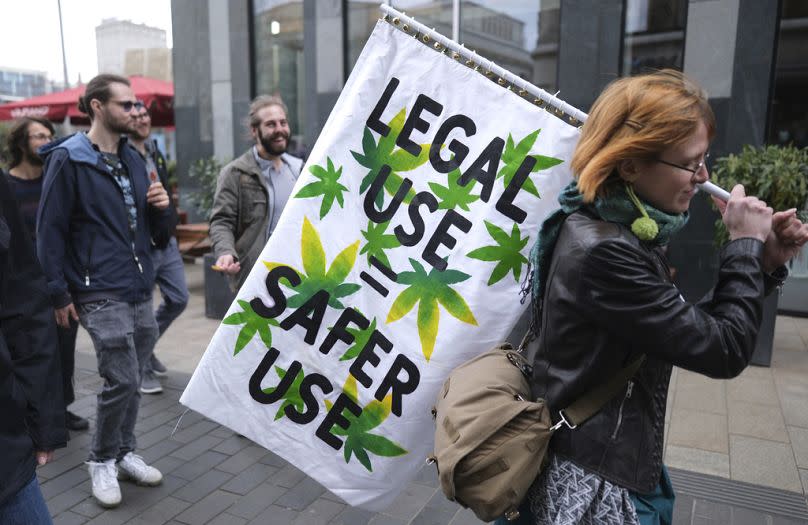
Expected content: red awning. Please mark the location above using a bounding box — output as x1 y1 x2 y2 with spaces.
0 76 174 127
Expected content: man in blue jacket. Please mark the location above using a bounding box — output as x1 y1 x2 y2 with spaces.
37 74 174 509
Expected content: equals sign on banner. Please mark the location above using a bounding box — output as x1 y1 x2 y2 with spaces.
360 256 398 297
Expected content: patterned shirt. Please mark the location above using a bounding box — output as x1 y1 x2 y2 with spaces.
99 151 137 243
142 140 160 184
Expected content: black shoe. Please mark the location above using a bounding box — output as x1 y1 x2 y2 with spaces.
66 410 89 431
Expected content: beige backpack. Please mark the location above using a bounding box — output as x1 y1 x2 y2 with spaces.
430 342 643 522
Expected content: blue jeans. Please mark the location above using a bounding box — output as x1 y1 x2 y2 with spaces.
152 238 189 338
0 474 53 525
78 299 158 461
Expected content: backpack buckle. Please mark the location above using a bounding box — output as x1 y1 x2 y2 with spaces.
506 351 533 378
550 409 578 431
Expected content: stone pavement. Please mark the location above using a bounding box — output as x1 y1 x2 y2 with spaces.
40 261 808 524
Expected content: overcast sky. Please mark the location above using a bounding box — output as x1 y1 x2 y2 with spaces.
0 0 172 85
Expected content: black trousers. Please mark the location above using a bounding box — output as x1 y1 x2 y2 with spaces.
58 321 78 406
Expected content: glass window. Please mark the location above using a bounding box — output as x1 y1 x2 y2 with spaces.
252 0 306 147
768 1 808 147
347 1 385 75
621 0 687 75
459 2 558 92
390 0 453 38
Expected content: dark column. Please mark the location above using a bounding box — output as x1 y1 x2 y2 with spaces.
557 0 623 111
229 0 253 157
303 0 345 151
172 0 214 221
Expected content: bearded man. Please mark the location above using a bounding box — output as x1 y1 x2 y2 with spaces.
209 95 303 291
37 74 174 508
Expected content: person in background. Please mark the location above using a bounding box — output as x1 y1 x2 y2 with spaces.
0 174 67 525
129 101 188 395
209 95 303 291
37 74 174 509
3 117 89 432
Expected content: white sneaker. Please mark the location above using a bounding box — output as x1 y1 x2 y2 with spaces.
117 452 163 486
87 460 122 508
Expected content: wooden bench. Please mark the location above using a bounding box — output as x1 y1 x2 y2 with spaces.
176 223 211 258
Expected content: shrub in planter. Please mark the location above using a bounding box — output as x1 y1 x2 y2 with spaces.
710 144 808 246
186 156 224 220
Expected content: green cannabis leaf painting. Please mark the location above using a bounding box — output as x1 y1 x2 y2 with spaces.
498 129 564 198
324 375 407 472
339 317 379 362
386 259 477 361
428 167 480 212
223 299 280 355
360 220 401 269
351 108 431 208
467 221 530 285
263 217 361 309
294 157 349 219
262 365 306 421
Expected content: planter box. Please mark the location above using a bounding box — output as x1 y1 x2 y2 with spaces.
203 253 237 320
778 244 808 317
750 292 778 367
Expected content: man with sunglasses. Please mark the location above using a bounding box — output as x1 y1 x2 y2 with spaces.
129 102 188 395
37 74 174 509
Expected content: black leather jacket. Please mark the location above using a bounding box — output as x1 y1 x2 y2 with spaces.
530 209 777 493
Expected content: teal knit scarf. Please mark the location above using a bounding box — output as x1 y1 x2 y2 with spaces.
527 179 689 315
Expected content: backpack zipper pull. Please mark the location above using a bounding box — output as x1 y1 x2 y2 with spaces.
133 254 144 273
85 271 90 287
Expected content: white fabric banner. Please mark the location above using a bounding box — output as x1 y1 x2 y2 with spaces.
181 19 579 510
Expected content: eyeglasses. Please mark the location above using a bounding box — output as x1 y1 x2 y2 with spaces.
111 100 138 112
655 152 710 176
28 133 53 141
133 101 151 120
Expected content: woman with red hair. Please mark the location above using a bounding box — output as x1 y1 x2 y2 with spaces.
514 70 808 525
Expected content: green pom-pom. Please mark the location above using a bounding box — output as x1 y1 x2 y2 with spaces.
631 217 659 241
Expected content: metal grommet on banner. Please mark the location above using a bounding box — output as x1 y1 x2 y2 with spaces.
392 17 400 25
518 89 528 97
452 51 460 60
497 77 506 86
534 98 544 108
569 117 579 127
422 33 430 43
434 42 443 51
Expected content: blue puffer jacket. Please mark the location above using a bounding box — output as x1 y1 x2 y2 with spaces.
37 133 174 307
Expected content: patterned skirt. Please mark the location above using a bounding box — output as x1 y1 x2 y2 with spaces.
528 455 641 525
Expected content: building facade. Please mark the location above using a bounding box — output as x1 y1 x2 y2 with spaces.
96 18 168 76
171 0 807 300
0 67 50 103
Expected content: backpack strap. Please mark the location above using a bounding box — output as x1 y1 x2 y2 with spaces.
553 355 646 430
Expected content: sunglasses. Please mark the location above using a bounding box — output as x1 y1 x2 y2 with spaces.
111 100 145 112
